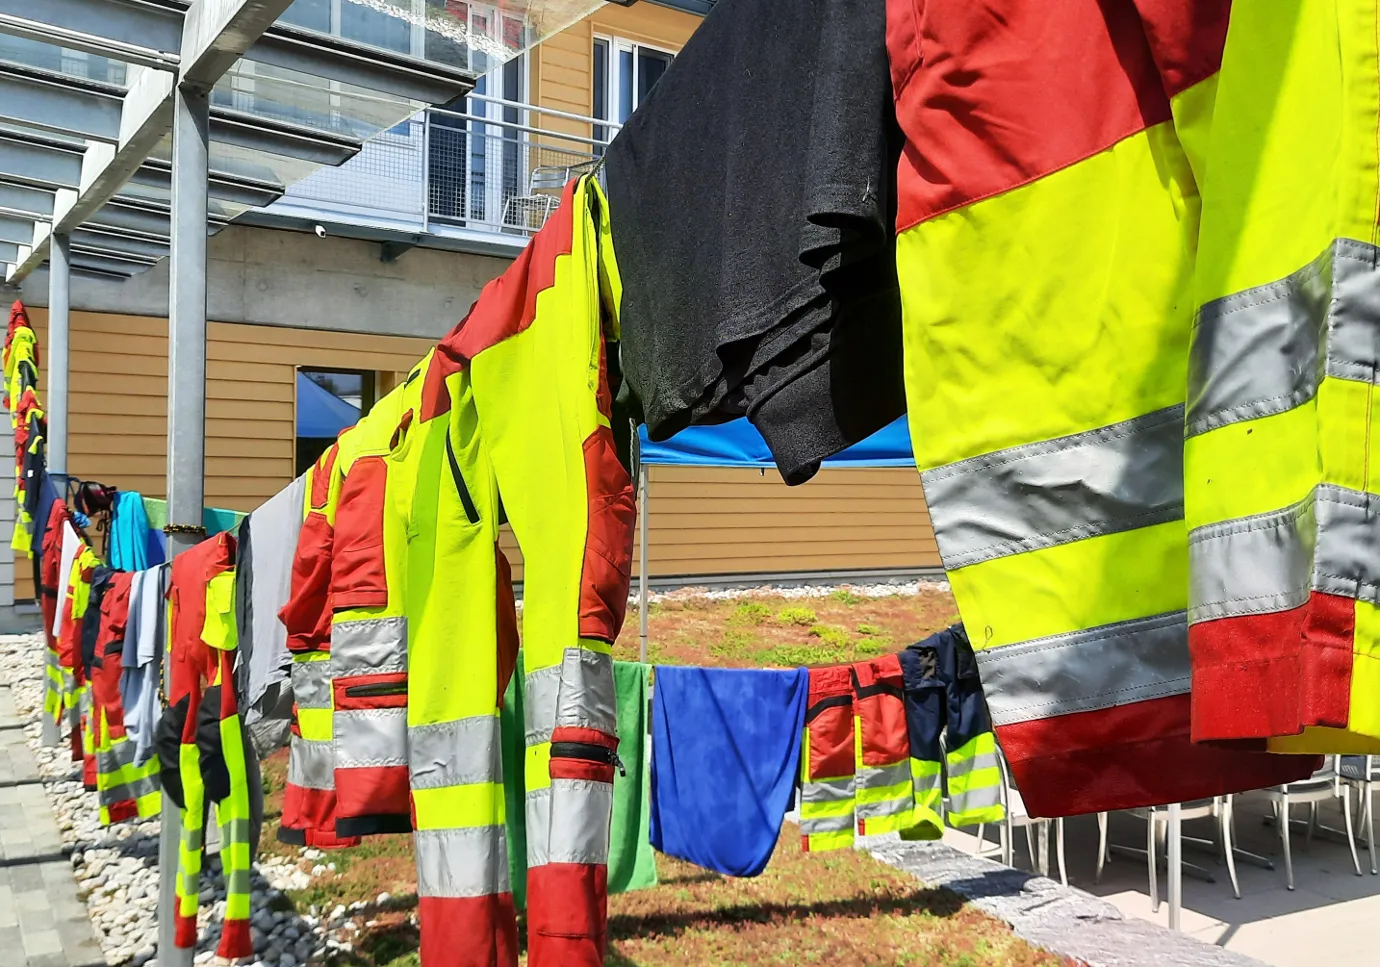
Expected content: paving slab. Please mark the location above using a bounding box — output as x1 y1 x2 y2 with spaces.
0 685 104 967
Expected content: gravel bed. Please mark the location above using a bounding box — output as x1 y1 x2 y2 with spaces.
0 633 372 967
644 577 951 603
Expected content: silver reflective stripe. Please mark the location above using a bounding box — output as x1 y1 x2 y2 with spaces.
949 785 1002 816
291 660 332 710
524 786 551 869
914 771 942 793
127 772 160 799
408 716 500 790
335 708 408 768
547 777 613 865
186 828 203 852
800 813 853 834
1189 238 1380 437
525 648 617 745
857 796 912 818
945 752 1000 780
288 735 335 790
921 406 1185 570
525 664 562 746
1189 484 1380 622
977 611 1190 727
855 761 909 790
1189 494 1315 622
331 616 407 675
555 648 617 735
801 777 854 804
100 783 132 806
223 819 254 844
414 825 509 898
1189 247 1330 436
1328 240 1380 382
225 869 252 896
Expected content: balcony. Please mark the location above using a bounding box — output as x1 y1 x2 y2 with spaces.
257 95 618 253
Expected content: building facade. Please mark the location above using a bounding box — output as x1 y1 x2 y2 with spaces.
3 0 937 615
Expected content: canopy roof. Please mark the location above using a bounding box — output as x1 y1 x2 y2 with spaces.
0 0 607 284
296 371 360 439
638 417 915 469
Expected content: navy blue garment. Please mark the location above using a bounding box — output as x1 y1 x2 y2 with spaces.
650 666 807 876
29 472 59 605
897 624 994 768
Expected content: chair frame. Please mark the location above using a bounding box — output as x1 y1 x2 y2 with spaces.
974 753 1067 885
1097 798 1240 912
1260 756 1362 890
1337 754 1377 876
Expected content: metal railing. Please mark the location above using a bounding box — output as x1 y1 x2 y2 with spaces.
280 95 620 238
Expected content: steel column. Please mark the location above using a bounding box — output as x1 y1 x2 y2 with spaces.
1167 802 1182 931
157 82 209 967
46 233 69 475
638 463 650 664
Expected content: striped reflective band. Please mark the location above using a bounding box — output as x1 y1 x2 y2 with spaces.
331 616 407 675
287 736 335 789
414 825 509 897
801 776 853 803
547 777 612 865
334 709 408 768
976 610 1190 727
524 786 551 868
1190 484 1380 622
921 406 1185 569
408 715 500 790
855 761 909 791
949 786 1003 817
800 811 855 834
945 751 1000 781
1189 238 1380 438
524 647 616 744
291 659 332 710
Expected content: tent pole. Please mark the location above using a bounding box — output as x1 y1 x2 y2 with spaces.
638 462 649 664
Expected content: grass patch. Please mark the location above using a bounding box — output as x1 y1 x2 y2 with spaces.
776 606 817 627
831 588 863 605
857 623 883 636
711 629 758 661
728 601 774 626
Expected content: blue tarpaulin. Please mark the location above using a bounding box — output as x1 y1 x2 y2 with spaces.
297 372 360 439
637 417 913 469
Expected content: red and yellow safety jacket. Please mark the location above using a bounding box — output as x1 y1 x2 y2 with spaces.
166 533 253 961
277 441 361 849
888 0 1320 814
39 500 69 740
401 175 634 967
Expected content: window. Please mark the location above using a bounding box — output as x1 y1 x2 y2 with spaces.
279 0 331 32
295 369 374 477
593 36 674 142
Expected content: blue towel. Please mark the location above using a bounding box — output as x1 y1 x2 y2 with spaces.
109 491 151 572
650 666 807 877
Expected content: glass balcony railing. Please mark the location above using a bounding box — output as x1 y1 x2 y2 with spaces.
269 95 619 242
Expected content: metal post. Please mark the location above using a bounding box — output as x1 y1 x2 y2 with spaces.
1168 802 1182 931
46 233 70 475
638 463 649 664
157 81 210 967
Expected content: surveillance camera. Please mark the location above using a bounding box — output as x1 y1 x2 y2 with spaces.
314 224 327 238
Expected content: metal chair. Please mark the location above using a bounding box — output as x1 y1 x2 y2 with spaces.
1097 798 1240 912
1261 756 1362 889
979 752 1066 885
1337 755 1378 875
500 160 601 231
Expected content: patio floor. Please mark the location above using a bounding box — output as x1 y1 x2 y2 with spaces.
941 789 1380 967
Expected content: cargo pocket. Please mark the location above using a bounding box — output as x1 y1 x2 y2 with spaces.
332 455 388 609
578 425 636 643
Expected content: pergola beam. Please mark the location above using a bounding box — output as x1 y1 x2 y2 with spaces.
71 227 169 260
0 63 125 142
0 182 54 217
0 134 83 190
0 0 183 67
209 108 361 166
0 214 35 246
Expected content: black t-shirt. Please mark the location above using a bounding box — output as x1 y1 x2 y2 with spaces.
606 0 904 484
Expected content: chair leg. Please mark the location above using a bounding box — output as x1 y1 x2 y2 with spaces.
975 822 985 855
1307 801 1318 850
1221 798 1241 899
1096 812 1109 885
1343 786 1363 877
1024 824 1037 872
1001 820 1012 867
1366 783 1377 875
1148 813 1160 913
1056 818 1068 887
1281 795 1294 891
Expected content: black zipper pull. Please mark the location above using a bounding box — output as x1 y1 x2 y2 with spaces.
615 754 627 778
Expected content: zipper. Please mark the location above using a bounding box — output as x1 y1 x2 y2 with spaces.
343 681 408 699
444 431 480 524
550 741 626 778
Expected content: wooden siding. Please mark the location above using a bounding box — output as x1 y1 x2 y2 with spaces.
12 309 937 600
531 2 703 139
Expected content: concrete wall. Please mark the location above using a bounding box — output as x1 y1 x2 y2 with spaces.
12 224 513 340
